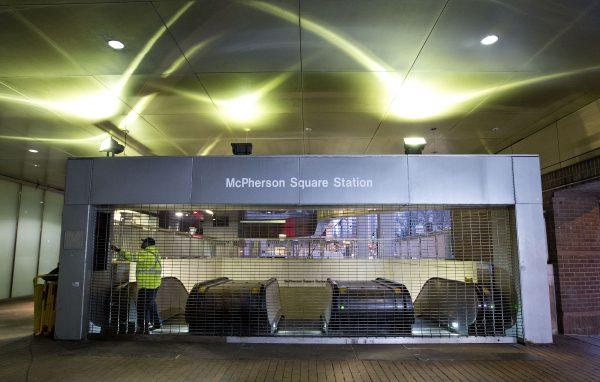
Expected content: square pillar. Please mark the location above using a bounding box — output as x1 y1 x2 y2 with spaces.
513 156 553 343
55 159 95 340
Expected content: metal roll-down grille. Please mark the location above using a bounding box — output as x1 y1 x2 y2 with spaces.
88 205 521 340
328 278 414 336
185 277 280 336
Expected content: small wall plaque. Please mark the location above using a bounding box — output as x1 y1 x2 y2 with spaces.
63 230 84 250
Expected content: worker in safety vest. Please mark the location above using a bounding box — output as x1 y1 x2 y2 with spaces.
111 237 162 334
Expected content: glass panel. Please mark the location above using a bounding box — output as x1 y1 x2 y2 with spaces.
0 179 19 299
11 186 44 297
38 192 64 275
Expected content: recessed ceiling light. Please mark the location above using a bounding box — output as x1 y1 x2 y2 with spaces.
480 35 499 45
33 164 39 167
175 212 183 218
108 40 125 50
491 127 500 132
28 149 38 153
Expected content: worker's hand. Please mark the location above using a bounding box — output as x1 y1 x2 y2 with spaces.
110 244 120 253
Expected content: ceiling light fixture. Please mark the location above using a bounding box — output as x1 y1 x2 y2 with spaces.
404 137 427 146
108 40 125 50
28 149 38 153
480 35 499 45
204 209 214 215
99 136 125 156
175 212 184 218
404 137 427 155
231 142 252 155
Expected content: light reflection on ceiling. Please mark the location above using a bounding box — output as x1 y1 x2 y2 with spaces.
249 1 600 122
0 0 598 189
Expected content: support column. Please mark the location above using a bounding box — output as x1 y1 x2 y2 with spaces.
513 156 553 343
55 159 94 340
55 204 96 340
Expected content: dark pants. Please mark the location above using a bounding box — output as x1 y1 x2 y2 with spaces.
137 288 160 329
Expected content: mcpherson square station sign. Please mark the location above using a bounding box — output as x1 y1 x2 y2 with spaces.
225 177 374 189
80 155 521 205
196 156 409 204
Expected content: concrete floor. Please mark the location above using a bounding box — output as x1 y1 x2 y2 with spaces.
1 300 600 382
0 299 32 343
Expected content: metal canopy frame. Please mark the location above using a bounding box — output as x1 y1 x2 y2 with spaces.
55 154 552 344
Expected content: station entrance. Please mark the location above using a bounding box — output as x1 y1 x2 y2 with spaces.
88 204 520 341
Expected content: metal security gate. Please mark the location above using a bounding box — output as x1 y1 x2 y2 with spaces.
88 204 521 341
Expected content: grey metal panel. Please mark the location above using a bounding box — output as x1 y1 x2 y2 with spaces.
407 155 515 204
515 203 553 343
91 157 193 205
192 156 300 204
64 159 92 205
513 156 542 204
55 204 95 340
298 156 409 204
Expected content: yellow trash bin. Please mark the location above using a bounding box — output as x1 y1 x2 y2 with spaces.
33 274 58 337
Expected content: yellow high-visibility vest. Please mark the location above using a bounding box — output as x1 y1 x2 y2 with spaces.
122 245 162 289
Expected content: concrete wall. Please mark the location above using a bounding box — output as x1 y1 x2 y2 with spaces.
0 177 63 299
127 257 480 302
500 99 600 173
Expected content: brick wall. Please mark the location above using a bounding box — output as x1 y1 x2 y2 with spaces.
547 189 600 334
542 154 600 335
542 155 600 191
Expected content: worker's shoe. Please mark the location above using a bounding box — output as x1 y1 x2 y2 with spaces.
149 323 161 331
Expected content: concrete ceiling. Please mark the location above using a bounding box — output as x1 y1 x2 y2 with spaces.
1 0 600 189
